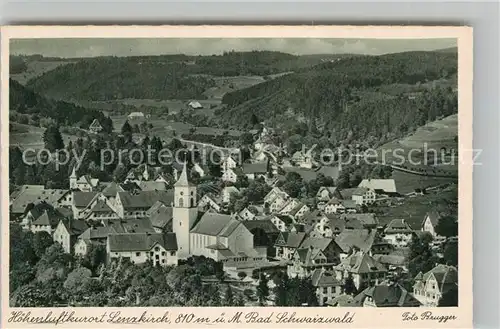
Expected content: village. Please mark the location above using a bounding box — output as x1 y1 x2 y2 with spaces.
9 114 459 308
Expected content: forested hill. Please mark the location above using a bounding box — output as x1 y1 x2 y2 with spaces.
23 51 356 102
10 79 111 129
217 50 458 147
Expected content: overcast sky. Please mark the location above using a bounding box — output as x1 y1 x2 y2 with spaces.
10 38 457 58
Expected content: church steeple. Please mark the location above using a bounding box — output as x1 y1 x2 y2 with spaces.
174 162 195 187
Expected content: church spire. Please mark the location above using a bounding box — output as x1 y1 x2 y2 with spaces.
174 162 195 187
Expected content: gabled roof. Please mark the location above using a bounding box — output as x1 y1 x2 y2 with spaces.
149 206 173 230
316 186 339 197
289 202 308 216
102 182 125 197
32 209 64 228
223 186 239 195
108 232 177 252
280 232 307 248
73 191 99 208
10 188 70 214
421 264 458 293
354 283 421 307
60 219 89 236
351 187 370 196
335 229 377 253
341 199 358 209
89 119 102 129
118 190 174 209
341 251 387 274
242 161 268 174
384 218 413 234
90 200 114 213
372 254 406 266
423 211 441 227
190 212 241 237
294 247 326 266
311 268 342 287
138 181 168 192
242 219 279 234
340 213 378 227
358 179 397 194
299 236 335 251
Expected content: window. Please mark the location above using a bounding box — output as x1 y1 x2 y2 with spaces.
161 251 166 256
191 191 194 196
155 247 160 251
170 251 176 256
136 252 141 257
162 259 165 264
178 198 184 207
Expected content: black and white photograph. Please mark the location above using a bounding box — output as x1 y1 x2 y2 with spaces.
5 29 466 314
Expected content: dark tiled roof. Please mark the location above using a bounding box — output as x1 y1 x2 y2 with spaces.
384 218 413 234
335 229 377 253
190 212 241 237
311 269 342 287
242 161 268 174
102 182 124 197
422 211 441 227
32 209 64 228
341 251 387 274
149 205 173 229
284 232 307 248
354 283 421 307
60 219 89 236
73 192 99 208
91 200 114 213
108 232 178 252
118 190 174 209
242 219 279 234
299 236 334 251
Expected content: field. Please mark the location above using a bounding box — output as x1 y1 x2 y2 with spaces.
392 170 457 195
203 76 267 100
110 115 244 142
10 60 75 85
9 123 79 149
376 184 458 229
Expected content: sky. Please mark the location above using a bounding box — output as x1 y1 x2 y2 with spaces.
10 38 457 58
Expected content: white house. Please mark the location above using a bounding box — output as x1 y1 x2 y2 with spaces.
351 187 376 205
413 264 458 307
188 101 203 109
221 168 239 183
421 211 446 245
383 219 414 248
128 112 145 120
107 232 179 266
222 186 239 204
358 179 397 195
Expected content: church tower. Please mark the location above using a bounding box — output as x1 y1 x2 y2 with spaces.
172 162 198 259
69 166 78 190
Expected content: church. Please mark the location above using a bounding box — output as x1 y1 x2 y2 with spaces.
172 163 266 262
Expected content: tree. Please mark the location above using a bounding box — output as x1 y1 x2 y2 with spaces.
274 273 289 306
343 273 357 295
435 216 458 238
32 231 54 258
256 273 269 305
224 285 235 306
84 245 107 273
443 241 458 267
121 120 132 136
43 125 65 152
239 132 254 146
438 285 458 306
407 232 439 278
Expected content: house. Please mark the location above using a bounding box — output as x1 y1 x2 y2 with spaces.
10 186 71 220
188 101 203 109
264 187 289 206
155 172 174 185
278 198 300 215
241 219 280 257
274 232 307 260
72 192 99 219
30 209 65 235
83 200 120 223
351 187 376 205
311 268 343 306
383 219 414 248
339 213 378 229
198 193 222 213
421 211 446 245
358 179 397 195
53 219 89 254
324 198 344 214
238 207 257 221
291 149 313 169
222 186 239 204
69 167 99 192
270 215 295 232
221 167 239 183
20 201 55 230
114 190 174 219
242 161 269 180
124 164 158 183
128 112 145 120
316 186 343 203
334 229 377 259
74 226 110 256
288 236 343 278
336 251 388 290
413 264 458 307
192 162 207 177
288 202 310 220
221 156 238 173
372 254 407 273
354 283 421 307
89 119 103 134
102 182 125 204
327 294 358 307
107 232 178 266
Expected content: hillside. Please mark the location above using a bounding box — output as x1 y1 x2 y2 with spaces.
10 55 76 85
23 51 347 103
10 79 110 129
216 50 458 147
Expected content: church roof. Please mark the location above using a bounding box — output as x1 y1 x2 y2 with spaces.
190 212 241 237
174 162 196 187
108 232 178 252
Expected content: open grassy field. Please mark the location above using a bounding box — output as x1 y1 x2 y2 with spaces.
203 75 266 100
392 170 457 195
10 123 79 149
376 184 458 229
10 60 75 85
